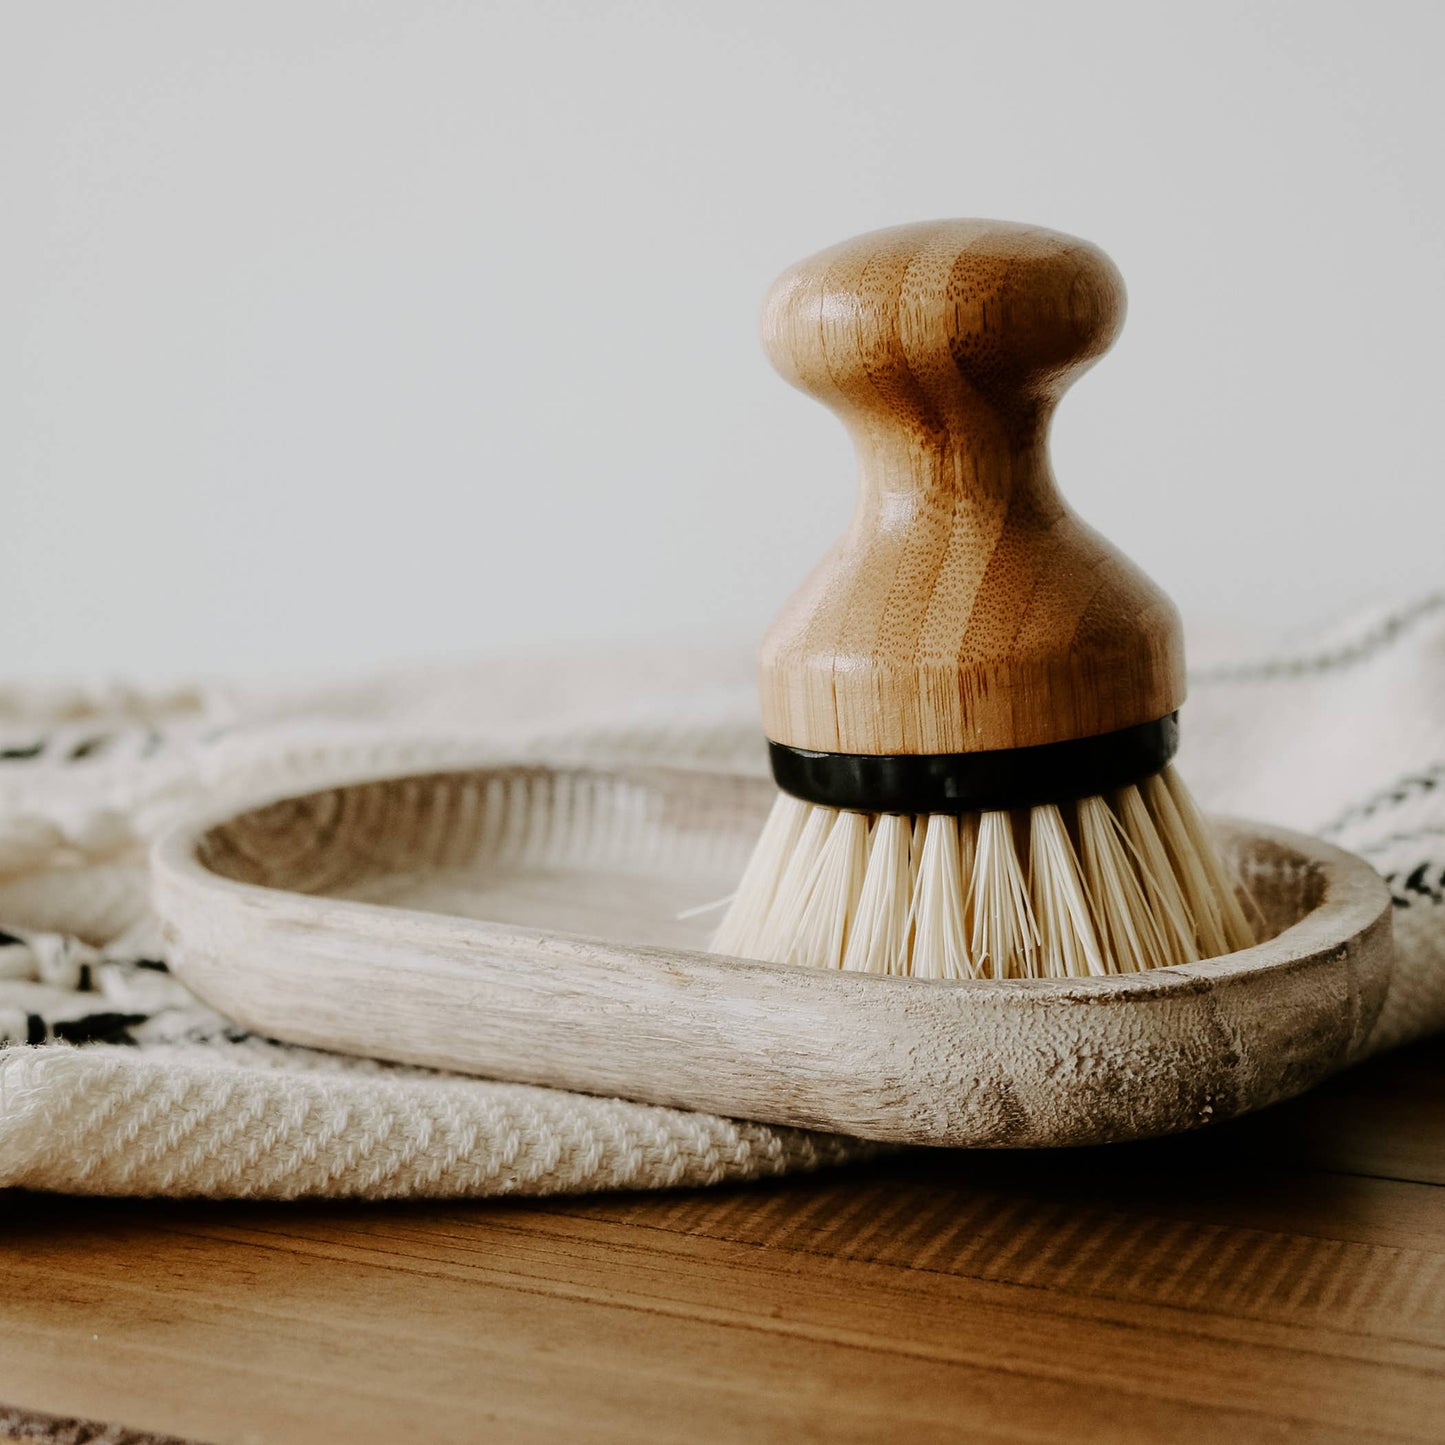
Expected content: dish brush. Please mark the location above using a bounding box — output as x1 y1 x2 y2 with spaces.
714 219 1256 981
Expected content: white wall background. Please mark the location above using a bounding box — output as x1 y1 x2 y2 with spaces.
3 1 1441 682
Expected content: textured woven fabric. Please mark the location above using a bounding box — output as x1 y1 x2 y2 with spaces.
0 599 1441 1198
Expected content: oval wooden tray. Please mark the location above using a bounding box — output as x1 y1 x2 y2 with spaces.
152 765 1393 1148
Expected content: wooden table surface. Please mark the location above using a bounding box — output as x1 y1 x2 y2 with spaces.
2 1037 1443 1445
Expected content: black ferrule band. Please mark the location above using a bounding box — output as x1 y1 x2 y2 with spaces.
767 714 1179 815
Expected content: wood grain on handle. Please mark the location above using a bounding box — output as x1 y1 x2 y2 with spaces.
758 219 1184 756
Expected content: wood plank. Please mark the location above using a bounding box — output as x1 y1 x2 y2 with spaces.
0 1242 1336 1444
4 1184 1443 1439
0 1208 1422 1445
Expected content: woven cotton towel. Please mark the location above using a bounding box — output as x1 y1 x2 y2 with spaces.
0 597 1442 1199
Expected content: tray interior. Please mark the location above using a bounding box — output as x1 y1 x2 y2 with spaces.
195 766 1314 959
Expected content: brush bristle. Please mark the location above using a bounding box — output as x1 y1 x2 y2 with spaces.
712 765 1257 978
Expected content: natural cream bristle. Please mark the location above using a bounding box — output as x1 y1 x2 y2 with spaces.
1028 802 1106 979
713 771 1257 980
1142 768 1257 959
1077 795 1166 974
1160 766 1258 954
749 800 834 962
709 792 809 960
970 811 1036 979
783 809 869 969
1114 783 1201 965
909 815 974 980
841 813 913 975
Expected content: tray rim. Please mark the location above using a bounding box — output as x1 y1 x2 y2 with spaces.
151 763 1390 1004
150 762 1394 1148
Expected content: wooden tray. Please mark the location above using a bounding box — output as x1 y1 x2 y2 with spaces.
152 765 1393 1148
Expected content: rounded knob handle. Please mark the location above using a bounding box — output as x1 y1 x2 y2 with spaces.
757 220 1182 758
763 219 1124 464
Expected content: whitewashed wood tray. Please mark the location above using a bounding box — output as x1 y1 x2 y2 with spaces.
152 765 1392 1148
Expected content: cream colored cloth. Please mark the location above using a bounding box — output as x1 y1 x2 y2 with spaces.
0 598 1441 1198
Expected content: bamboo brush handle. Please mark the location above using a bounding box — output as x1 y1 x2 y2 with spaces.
758 219 1184 758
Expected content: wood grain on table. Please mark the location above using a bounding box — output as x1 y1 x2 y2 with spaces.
2 1037 1443 1445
